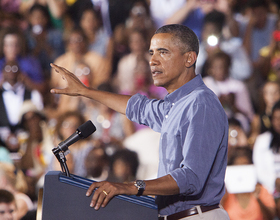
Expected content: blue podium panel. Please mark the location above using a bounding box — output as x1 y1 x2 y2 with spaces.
41 171 158 220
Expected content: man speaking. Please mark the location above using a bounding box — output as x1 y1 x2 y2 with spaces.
50 24 229 220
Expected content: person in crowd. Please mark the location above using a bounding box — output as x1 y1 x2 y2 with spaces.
107 148 139 183
222 147 276 220
0 60 43 152
49 28 110 120
253 100 280 195
203 51 254 133
114 29 150 94
49 111 94 178
239 0 278 65
240 0 279 110
124 54 167 99
113 1 155 48
50 24 229 219
19 0 67 29
112 1 155 75
0 9 28 30
50 28 110 90
48 61 92 119
0 163 34 219
249 81 280 146
25 4 65 79
0 189 19 220
0 27 45 94
84 147 110 182
17 100 53 195
196 10 252 81
228 118 249 159
258 18 280 81
79 8 113 63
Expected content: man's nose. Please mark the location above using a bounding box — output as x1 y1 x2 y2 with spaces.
149 55 159 66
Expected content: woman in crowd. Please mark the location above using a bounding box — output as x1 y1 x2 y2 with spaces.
79 8 113 64
203 51 254 133
49 111 94 178
0 27 45 94
249 81 280 146
222 147 276 220
253 100 280 198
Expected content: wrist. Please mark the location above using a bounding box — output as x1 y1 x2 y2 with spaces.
134 180 146 196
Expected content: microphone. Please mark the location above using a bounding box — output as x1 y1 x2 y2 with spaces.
53 120 96 154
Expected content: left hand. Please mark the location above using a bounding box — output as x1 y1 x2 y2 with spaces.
86 181 135 210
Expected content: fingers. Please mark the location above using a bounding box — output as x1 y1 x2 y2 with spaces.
50 63 72 75
90 188 112 210
86 182 115 210
50 88 66 94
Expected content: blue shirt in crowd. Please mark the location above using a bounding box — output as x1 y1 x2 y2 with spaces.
126 74 228 215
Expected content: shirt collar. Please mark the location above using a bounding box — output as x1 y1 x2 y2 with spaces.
2 82 24 92
164 74 204 104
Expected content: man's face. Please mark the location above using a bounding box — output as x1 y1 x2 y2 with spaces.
0 202 17 220
149 33 191 92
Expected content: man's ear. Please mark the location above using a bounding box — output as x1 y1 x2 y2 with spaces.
184 51 197 68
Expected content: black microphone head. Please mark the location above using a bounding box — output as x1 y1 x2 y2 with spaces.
77 120 96 138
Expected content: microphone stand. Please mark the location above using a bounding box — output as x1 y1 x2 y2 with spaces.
52 147 70 177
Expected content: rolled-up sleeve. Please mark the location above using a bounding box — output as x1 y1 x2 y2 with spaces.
168 102 228 196
126 93 164 132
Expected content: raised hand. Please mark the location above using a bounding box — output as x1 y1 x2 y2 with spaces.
50 63 88 96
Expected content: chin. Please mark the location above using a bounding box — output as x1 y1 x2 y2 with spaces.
152 79 164 88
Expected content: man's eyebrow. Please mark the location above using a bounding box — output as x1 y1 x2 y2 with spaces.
149 48 169 53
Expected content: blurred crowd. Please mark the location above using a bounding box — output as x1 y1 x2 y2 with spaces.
0 0 280 219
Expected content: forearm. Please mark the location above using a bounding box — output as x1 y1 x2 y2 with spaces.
143 174 180 196
47 0 67 18
165 3 195 25
86 174 179 210
243 24 254 56
226 12 239 37
80 87 131 115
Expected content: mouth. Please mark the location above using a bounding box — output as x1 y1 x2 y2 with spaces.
151 69 163 77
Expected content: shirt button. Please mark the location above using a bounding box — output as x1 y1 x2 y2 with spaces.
165 115 168 118
172 103 175 106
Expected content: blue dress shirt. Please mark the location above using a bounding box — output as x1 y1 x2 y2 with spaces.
126 74 228 215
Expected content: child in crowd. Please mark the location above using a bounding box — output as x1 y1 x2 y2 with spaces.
0 189 18 220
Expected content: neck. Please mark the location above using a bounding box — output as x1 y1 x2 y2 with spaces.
166 71 196 94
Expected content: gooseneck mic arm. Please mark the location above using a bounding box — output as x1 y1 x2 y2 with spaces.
52 120 96 177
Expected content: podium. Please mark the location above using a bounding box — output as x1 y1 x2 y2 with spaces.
40 171 158 220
